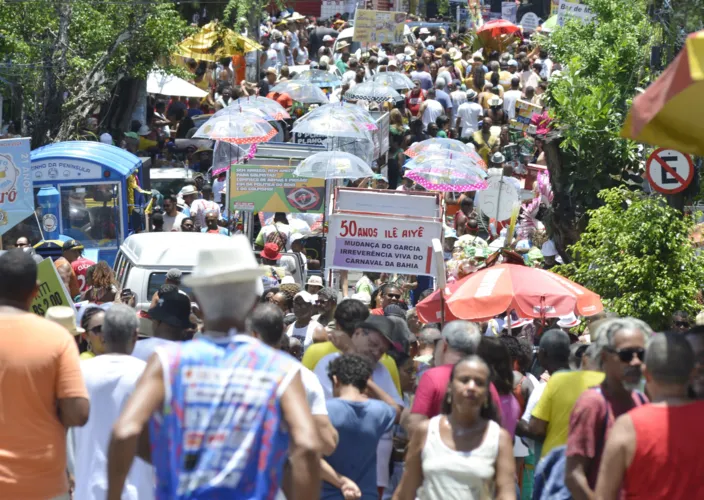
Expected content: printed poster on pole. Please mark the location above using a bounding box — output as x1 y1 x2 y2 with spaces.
30 258 75 316
353 10 407 44
229 164 325 213
326 213 443 276
0 137 33 237
557 0 596 26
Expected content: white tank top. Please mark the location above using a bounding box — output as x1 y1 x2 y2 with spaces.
418 415 499 500
421 99 444 130
286 321 317 348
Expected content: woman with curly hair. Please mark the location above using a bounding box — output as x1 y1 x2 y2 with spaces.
81 261 117 304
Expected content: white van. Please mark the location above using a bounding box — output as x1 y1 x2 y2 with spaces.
114 232 303 335
333 25 416 56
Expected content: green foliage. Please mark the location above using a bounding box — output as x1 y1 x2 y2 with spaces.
539 0 653 212
558 187 704 330
0 0 189 144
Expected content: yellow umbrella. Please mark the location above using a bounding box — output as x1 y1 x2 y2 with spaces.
621 30 704 155
176 22 262 61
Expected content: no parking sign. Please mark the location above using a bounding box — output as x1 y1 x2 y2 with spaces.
645 148 694 195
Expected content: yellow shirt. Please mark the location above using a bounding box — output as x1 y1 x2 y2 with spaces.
531 370 604 458
302 341 402 396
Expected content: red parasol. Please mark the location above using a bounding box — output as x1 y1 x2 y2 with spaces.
476 19 521 39
416 278 464 324
445 264 603 321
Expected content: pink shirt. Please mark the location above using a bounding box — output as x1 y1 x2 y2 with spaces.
411 364 502 419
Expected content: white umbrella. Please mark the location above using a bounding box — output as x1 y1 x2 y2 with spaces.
146 71 208 98
293 152 375 179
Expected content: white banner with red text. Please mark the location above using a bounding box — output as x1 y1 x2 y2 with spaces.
326 214 442 276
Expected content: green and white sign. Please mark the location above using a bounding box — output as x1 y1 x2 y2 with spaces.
30 258 74 316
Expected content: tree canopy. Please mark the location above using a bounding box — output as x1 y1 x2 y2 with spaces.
538 0 654 254
558 187 704 331
0 0 188 147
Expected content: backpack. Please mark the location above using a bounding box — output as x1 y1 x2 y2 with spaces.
265 224 288 251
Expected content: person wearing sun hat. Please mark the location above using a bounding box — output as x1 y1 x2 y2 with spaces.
108 235 322 498
46 306 85 336
306 275 323 295
557 312 581 333
259 242 288 287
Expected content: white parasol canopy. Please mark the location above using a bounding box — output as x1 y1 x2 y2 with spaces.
146 71 208 98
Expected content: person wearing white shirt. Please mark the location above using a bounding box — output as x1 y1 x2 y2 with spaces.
455 90 483 139
248 303 339 456
418 88 444 131
68 305 154 500
537 49 553 80
342 57 358 86
503 77 523 120
520 60 540 90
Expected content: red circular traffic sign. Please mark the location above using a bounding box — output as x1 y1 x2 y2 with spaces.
645 148 694 195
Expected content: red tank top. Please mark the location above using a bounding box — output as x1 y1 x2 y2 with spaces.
624 401 704 499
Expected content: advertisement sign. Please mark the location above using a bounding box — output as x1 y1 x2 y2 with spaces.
0 138 33 237
501 1 517 22
353 10 407 44
30 258 75 316
32 158 102 181
557 0 596 26
229 165 325 213
326 213 442 276
510 99 542 132
519 12 541 32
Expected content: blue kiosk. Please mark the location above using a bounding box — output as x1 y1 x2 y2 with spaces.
31 141 144 266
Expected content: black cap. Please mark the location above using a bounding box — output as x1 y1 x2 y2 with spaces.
62 239 84 252
148 290 193 329
359 315 401 351
383 304 406 319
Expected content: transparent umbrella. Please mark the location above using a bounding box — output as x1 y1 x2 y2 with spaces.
270 81 329 104
214 96 290 121
192 111 277 145
293 152 374 179
371 72 415 91
405 151 489 192
344 80 403 103
405 138 480 160
292 103 376 139
293 69 343 88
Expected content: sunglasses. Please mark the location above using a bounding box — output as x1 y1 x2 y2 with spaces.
608 347 645 363
88 325 102 334
675 321 691 328
386 293 401 299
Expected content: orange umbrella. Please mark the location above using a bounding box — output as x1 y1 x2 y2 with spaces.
446 264 603 321
621 31 704 155
416 278 464 324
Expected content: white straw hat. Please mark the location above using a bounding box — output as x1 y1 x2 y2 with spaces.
183 235 265 287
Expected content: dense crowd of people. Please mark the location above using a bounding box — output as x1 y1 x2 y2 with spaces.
2 229 704 499
3 8 704 500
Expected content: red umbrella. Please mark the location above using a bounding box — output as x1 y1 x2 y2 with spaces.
446 264 603 321
476 19 521 39
416 279 464 324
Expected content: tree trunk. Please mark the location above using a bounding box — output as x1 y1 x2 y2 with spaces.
543 132 580 263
